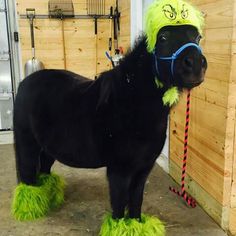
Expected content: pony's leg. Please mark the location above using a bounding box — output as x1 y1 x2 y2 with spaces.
107 167 131 219
13 129 63 221
128 164 154 219
14 128 40 185
39 151 55 174
39 150 64 210
101 164 165 235
12 127 51 221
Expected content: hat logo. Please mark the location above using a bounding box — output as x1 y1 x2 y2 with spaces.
181 4 189 19
162 4 177 20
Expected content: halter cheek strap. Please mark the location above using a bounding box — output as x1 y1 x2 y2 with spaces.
153 43 203 78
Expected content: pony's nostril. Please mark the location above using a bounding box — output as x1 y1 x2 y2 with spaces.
184 57 193 68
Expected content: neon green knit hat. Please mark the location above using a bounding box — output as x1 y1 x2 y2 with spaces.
145 0 204 52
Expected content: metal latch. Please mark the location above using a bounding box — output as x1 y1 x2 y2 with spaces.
14 32 19 42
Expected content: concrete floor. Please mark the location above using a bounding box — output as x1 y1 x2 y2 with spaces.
0 144 228 236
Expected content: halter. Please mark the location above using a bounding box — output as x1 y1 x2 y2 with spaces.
153 43 203 78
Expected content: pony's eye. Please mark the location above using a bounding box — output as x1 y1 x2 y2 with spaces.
159 35 167 43
196 35 202 43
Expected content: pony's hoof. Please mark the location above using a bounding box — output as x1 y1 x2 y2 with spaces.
12 173 65 221
12 183 50 221
38 173 65 209
141 214 166 236
99 214 165 236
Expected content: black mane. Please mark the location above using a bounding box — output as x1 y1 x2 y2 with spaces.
96 35 163 110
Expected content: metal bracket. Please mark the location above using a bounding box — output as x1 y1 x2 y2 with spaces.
20 14 115 20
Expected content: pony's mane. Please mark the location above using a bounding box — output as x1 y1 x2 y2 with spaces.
119 35 151 72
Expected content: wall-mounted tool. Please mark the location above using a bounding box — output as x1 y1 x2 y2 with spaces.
87 0 106 78
25 8 45 77
113 0 121 50
48 0 75 70
20 0 121 78
105 46 124 68
108 6 113 69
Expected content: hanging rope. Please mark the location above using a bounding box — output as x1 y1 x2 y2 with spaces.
169 89 196 208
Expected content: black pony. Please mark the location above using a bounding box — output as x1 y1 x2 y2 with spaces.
13 18 207 236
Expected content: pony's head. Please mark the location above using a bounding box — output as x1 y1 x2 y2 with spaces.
145 0 207 93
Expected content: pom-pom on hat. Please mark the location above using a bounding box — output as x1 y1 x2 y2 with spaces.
145 0 204 52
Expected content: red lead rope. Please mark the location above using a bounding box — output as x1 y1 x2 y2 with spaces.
169 89 196 208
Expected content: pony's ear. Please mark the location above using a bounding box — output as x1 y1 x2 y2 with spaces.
96 77 112 111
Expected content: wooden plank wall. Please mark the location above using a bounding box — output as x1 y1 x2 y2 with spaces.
169 0 236 233
118 0 130 53
228 1 236 234
16 0 130 79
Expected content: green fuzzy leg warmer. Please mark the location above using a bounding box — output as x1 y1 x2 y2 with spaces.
99 214 165 236
12 172 65 221
38 173 65 209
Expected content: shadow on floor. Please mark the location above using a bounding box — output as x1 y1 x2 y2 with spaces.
0 144 228 236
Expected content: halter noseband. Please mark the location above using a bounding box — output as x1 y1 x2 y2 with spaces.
153 43 203 78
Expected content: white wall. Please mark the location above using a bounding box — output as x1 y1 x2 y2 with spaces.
142 0 153 24
131 0 143 47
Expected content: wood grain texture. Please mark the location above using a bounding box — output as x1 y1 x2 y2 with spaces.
191 0 233 29
228 1 236 234
170 0 236 233
17 0 130 78
229 208 236 235
118 0 131 53
170 160 224 227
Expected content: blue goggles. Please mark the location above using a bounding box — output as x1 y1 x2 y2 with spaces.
153 43 203 78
